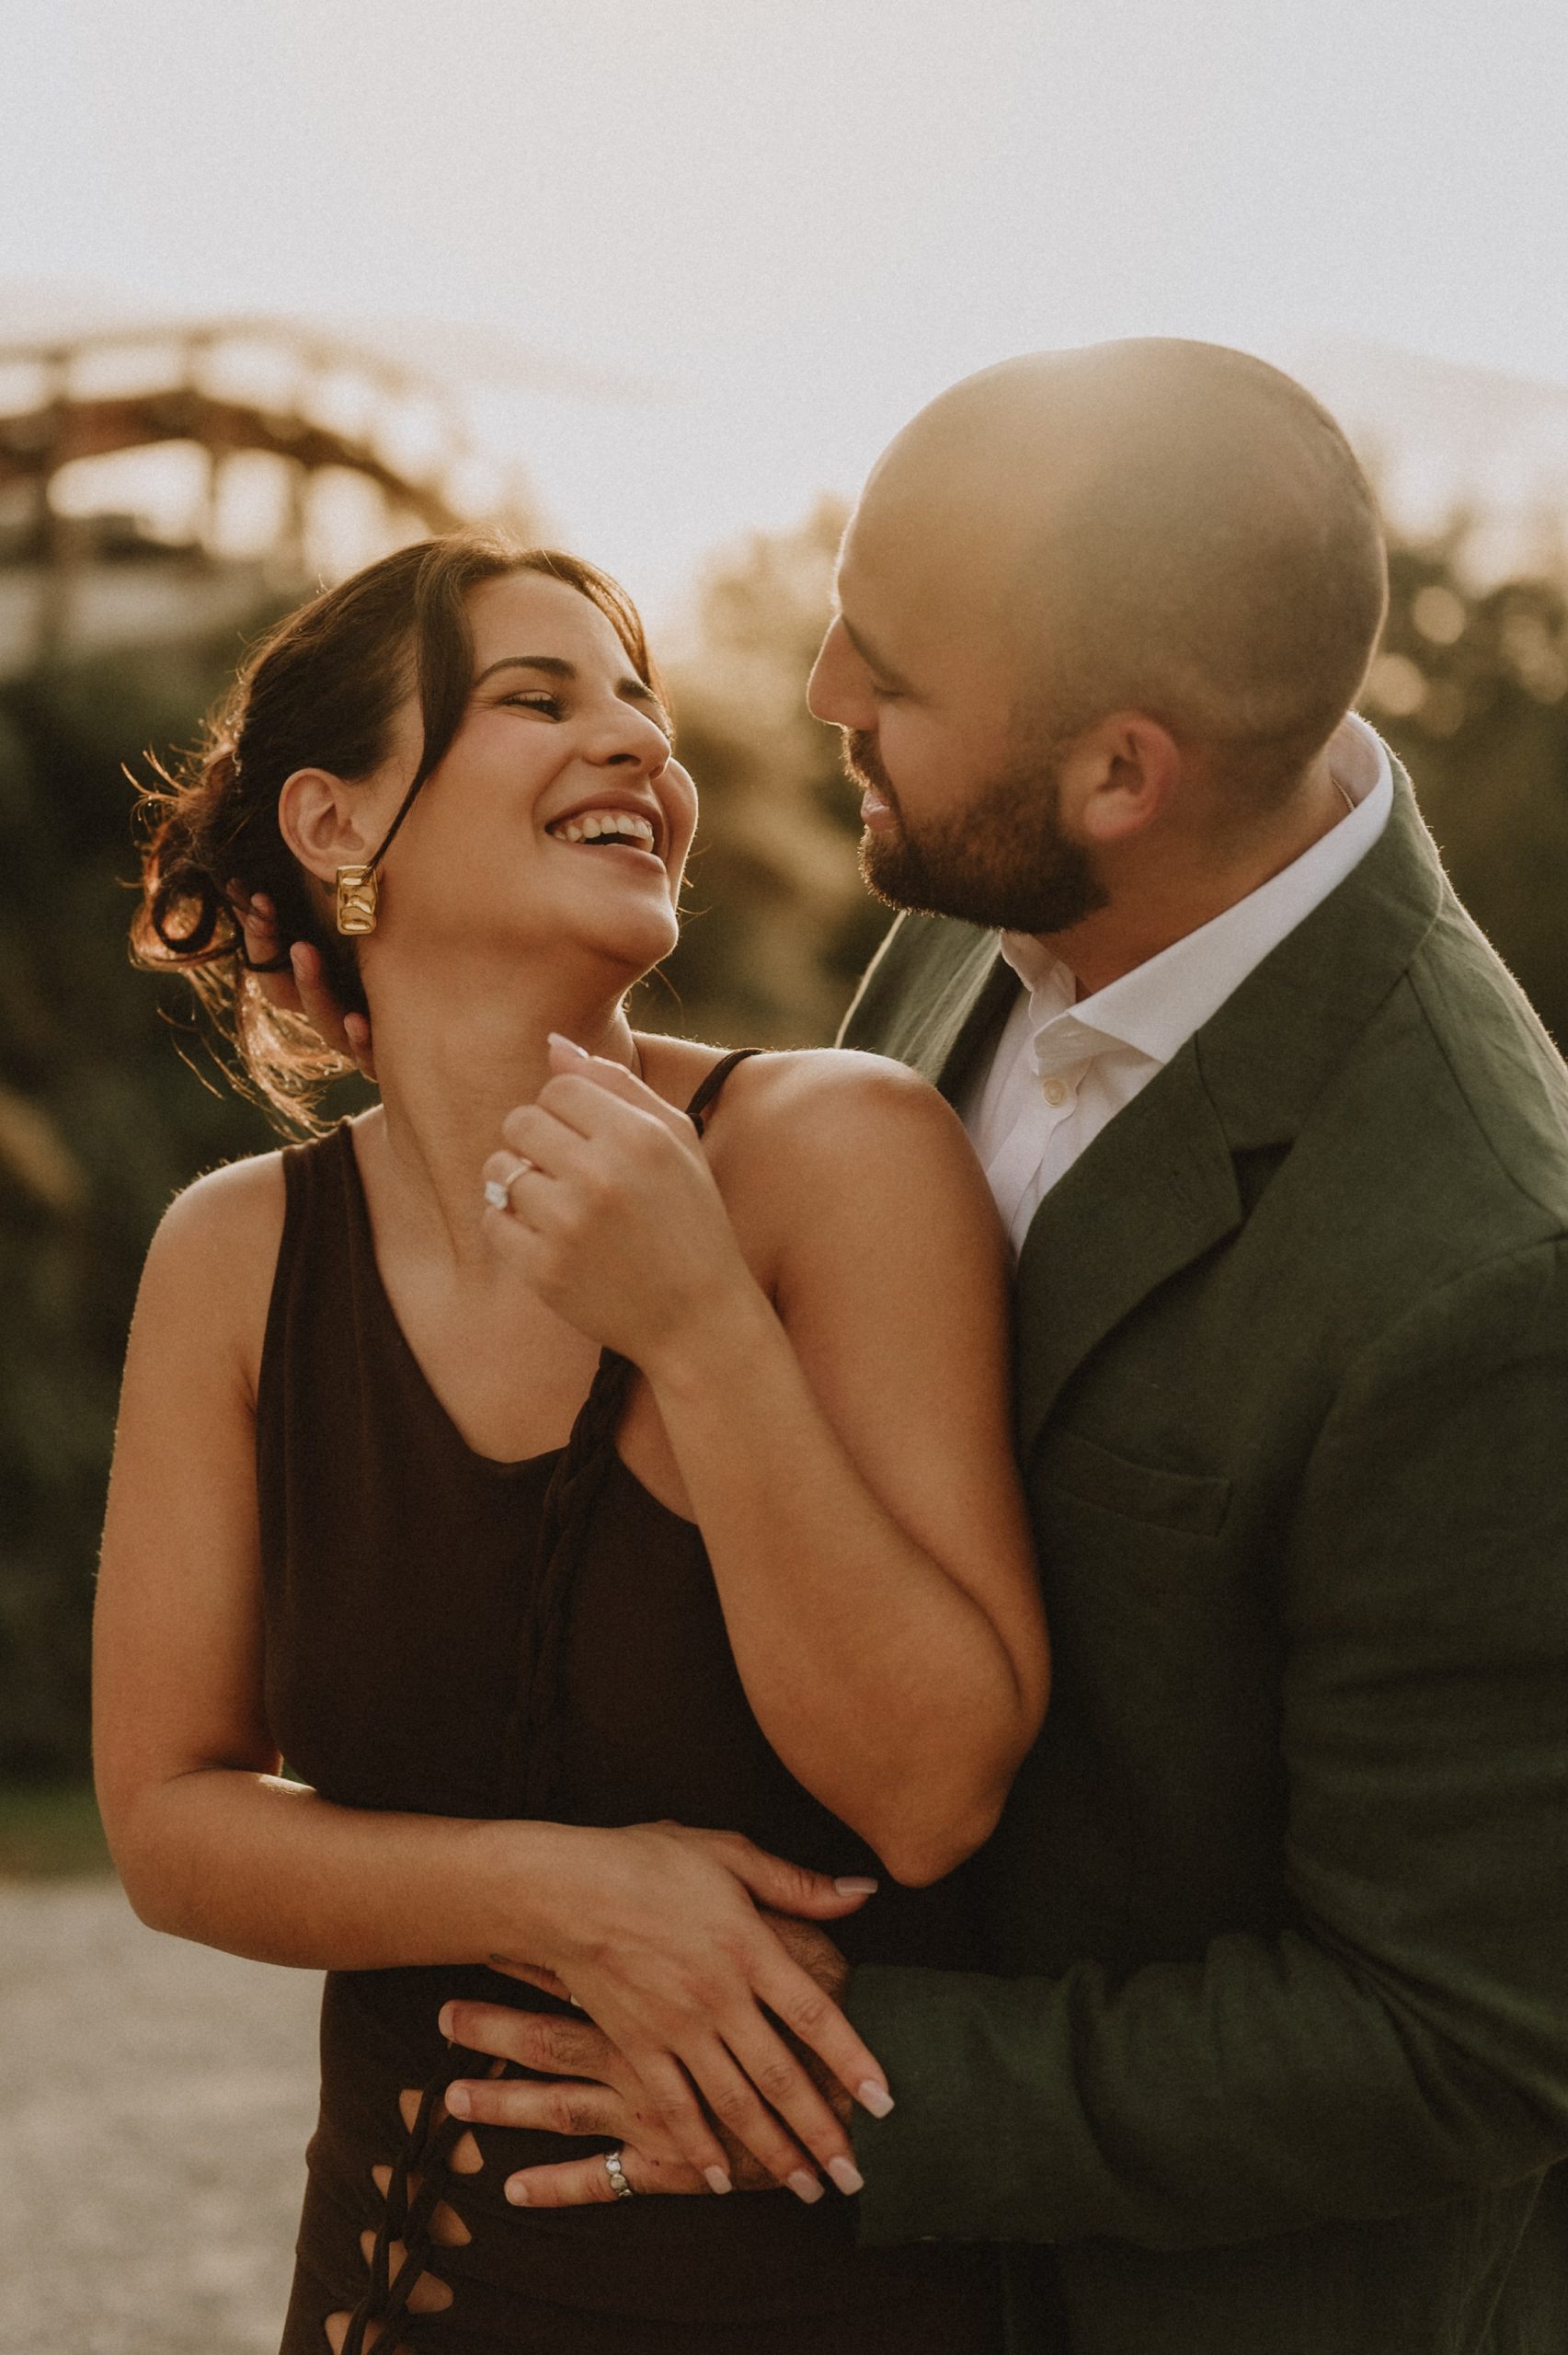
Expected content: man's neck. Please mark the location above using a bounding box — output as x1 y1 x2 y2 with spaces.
1036 747 1350 998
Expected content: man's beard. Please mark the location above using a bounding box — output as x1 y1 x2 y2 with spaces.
843 730 1109 936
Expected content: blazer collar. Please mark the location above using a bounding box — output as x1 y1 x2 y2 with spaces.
905 926 1019 1108
1010 762 1446 1454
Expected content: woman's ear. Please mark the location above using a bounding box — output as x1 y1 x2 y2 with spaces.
277 769 379 885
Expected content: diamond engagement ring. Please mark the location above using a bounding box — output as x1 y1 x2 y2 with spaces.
483 1159 532 1212
604 2147 635 2200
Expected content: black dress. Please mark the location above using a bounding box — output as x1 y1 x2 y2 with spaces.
258 1061 1002 2352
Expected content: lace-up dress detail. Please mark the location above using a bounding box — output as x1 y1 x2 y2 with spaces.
258 1055 1001 2353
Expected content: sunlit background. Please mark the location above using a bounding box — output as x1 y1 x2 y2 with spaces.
4 4 1568 2345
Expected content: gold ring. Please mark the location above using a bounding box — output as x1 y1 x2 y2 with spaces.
604 2147 634 2200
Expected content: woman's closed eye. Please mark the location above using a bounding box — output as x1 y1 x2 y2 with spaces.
500 690 566 718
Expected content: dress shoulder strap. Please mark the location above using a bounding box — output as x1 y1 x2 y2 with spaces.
683 1047 760 1137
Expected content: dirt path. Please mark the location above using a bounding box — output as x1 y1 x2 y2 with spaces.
1 1876 322 2354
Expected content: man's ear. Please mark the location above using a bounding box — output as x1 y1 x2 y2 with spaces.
277 769 378 885
1059 713 1181 848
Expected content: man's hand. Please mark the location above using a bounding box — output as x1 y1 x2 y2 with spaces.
441 1912 870 2211
233 890 377 1080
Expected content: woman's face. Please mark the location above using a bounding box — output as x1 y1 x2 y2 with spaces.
364 569 695 976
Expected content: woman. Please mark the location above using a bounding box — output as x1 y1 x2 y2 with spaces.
94 535 1049 2354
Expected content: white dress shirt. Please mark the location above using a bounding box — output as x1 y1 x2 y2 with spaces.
964 715 1394 1253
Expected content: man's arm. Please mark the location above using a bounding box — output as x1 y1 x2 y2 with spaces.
845 1240 1568 2248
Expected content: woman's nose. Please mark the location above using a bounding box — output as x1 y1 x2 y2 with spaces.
584 699 671 771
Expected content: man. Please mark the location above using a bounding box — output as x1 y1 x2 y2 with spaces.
271 342 1568 2352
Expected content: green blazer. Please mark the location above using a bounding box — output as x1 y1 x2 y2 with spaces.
839 763 1568 2355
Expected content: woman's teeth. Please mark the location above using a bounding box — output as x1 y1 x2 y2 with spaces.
548 810 658 849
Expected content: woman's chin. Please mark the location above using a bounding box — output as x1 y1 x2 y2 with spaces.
372 888 680 984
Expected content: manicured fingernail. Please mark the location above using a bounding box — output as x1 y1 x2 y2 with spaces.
857 2080 895 2119
787 2169 825 2204
438 2005 457 2039
548 1031 589 1057
834 1877 878 1896
253 894 274 919
504 2177 530 2205
704 2166 733 2196
828 2155 865 2196
289 944 305 975
445 2083 472 2118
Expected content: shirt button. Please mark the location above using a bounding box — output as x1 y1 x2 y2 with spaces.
1040 1074 1070 1107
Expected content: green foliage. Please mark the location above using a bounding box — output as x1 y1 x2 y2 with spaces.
3 507 1566 1782
0 625 283 1777
0 1777 110 1877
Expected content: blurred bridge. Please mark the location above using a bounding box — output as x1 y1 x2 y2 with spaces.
0 314 538 674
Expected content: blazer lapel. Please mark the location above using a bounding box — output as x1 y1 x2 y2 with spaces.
1011 759 1447 1455
1013 1047 1242 1453
870 919 1019 1104
931 949 1020 1108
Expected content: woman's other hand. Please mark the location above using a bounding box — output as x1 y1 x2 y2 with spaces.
232 890 377 1080
443 1905 865 2207
485 1821 886 2200
482 1041 761 1373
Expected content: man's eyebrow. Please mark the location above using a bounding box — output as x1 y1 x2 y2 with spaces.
838 613 910 690
474 654 664 708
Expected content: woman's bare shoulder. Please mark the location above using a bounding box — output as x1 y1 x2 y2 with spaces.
728 1047 969 1157
151 1146 287 1257
717 1048 1000 1241
137 1149 290 1377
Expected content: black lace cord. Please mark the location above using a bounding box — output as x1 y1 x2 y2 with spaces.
341 1049 758 2348
339 2046 502 2354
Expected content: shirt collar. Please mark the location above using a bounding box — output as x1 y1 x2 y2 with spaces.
1000 715 1394 1073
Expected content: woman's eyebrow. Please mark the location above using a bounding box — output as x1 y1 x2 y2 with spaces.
474 654 576 684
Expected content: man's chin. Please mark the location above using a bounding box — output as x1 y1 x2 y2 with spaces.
858 836 1108 934
857 836 945 917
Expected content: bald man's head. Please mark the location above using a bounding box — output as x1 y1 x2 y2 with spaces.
864 340 1388 806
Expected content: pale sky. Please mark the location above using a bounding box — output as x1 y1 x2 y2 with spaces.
4 0 1568 622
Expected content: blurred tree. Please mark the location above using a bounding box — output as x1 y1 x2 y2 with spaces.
1363 529 1568 1048
0 624 282 1775
640 495 890 1046
3 500 1566 1778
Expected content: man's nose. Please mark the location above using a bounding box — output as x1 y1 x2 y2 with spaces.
807 618 870 728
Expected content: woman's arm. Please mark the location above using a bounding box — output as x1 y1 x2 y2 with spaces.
488 1046 1050 1886
95 1155 517 1966
94 1161 887 2191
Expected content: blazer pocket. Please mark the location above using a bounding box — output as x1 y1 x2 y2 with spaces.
1033 1423 1232 1538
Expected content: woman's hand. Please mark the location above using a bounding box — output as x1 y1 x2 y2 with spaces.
481 1041 762 1373
492 1821 887 2200
443 1909 864 2206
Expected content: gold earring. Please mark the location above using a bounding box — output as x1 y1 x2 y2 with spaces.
335 864 378 936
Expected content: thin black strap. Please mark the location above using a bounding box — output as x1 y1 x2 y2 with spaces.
684 1047 760 1137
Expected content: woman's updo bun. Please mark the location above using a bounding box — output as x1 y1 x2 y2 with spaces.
131 534 662 1129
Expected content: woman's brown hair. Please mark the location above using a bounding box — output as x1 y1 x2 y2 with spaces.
132 534 666 1130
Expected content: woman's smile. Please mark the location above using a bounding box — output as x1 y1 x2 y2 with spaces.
544 792 667 867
